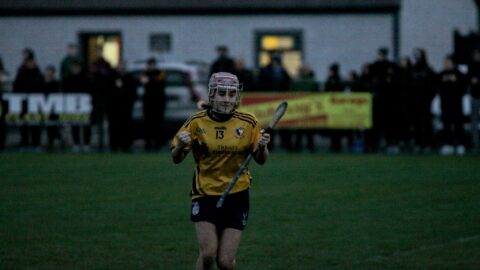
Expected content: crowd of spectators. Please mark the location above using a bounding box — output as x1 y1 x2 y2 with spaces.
0 44 479 155
209 45 479 155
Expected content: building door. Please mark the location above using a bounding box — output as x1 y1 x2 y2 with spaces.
79 32 122 70
255 31 303 78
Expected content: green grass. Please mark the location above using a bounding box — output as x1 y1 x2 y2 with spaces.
1 153 479 269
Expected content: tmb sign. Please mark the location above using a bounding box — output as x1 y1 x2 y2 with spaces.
2 93 92 125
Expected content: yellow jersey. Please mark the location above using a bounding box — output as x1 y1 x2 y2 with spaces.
171 109 261 199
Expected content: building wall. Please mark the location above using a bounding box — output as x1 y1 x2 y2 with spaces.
401 0 477 71
0 15 391 81
0 0 477 80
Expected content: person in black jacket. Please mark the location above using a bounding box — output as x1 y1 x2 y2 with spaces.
141 58 166 151
13 48 44 149
234 58 256 92
0 56 8 151
89 47 115 151
108 61 137 152
410 48 437 153
324 63 350 152
438 55 467 155
257 53 291 92
43 65 62 150
468 49 480 153
62 59 92 152
257 53 292 150
397 56 414 149
210 45 236 76
367 47 396 153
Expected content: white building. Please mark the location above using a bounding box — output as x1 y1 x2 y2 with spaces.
0 0 478 81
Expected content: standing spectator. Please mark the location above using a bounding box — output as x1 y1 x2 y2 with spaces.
141 58 166 151
257 53 291 92
467 49 480 153
13 48 44 149
359 64 374 93
63 59 91 152
108 60 137 152
60 43 82 82
0 55 8 151
324 63 344 91
234 58 256 92
324 63 351 152
383 61 402 154
346 70 362 93
43 65 62 150
290 64 318 152
397 57 414 149
210 45 236 76
438 55 467 155
368 47 397 153
0 91 5 151
358 64 376 154
89 46 115 151
347 70 367 153
410 48 437 153
257 53 292 150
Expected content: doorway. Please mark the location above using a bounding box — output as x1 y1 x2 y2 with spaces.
79 32 122 71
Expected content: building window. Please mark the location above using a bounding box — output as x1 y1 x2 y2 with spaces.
150 33 172 53
255 30 303 77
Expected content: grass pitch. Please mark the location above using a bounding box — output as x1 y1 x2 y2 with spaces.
1 153 479 269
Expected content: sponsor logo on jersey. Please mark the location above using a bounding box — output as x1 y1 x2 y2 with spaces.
195 127 206 135
242 212 248 226
192 201 200 216
235 127 245 138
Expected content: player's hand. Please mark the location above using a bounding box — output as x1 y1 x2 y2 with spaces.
177 131 191 148
258 129 271 149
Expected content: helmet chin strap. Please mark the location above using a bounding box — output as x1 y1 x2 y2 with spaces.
211 103 235 115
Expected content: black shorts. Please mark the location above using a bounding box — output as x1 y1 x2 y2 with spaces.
190 189 250 231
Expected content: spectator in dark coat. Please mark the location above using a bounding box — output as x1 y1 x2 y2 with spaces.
63 60 92 152
140 58 167 151
257 53 292 150
368 47 397 153
108 61 137 152
60 43 82 82
43 65 62 149
438 55 467 155
257 53 291 92
13 48 44 149
234 58 256 92
210 45 236 76
324 63 352 152
291 64 319 152
0 55 8 151
397 56 414 149
410 48 437 153
89 47 115 151
467 49 480 153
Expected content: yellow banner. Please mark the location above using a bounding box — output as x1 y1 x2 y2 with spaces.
240 92 372 129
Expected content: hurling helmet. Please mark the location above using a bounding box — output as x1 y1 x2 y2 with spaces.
207 72 243 113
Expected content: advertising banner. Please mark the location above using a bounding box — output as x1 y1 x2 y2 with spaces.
2 93 92 125
240 92 372 129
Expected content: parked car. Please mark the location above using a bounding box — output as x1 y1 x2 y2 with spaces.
129 62 208 140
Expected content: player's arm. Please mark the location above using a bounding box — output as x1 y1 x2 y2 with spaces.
171 131 191 164
253 130 270 165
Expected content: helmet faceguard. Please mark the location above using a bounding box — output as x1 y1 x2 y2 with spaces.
207 72 243 114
